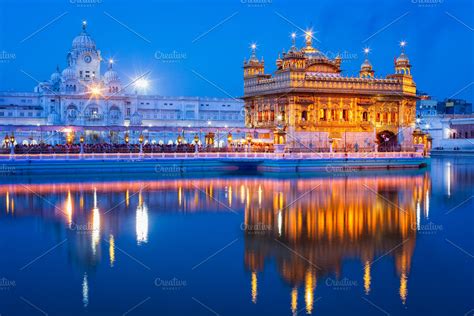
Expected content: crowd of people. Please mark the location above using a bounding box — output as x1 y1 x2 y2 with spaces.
1 142 272 154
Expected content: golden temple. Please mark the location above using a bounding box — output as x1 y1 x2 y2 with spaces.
243 31 418 152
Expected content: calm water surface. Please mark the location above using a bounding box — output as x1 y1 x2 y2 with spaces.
0 157 473 316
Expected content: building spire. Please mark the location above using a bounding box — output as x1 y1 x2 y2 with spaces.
250 43 257 61
82 20 87 31
108 58 114 70
290 32 297 51
400 40 407 53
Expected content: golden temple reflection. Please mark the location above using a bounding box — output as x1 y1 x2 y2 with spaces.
241 174 428 304
65 190 73 228
125 189 130 207
109 234 115 267
363 261 371 295
304 270 315 314
228 186 233 207
251 271 258 304
291 287 298 315
178 186 182 207
136 191 149 245
82 273 89 307
91 188 100 255
240 185 245 203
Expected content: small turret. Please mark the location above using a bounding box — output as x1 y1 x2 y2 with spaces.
394 41 411 76
359 48 375 78
243 43 265 78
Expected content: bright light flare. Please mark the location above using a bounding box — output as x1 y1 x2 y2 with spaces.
134 78 149 90
90 86 101 95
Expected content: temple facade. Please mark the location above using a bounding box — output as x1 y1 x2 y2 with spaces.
242 31 418 152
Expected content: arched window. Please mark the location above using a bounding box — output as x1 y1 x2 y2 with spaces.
301 110 307 121
362 111 368 121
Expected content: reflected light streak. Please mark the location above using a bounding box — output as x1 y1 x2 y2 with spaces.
278 211 282 237
258 185 262 207
425 192 430 219
82 273 89 307
251 271 258 304
400 273 408 304
65 190 73 228
109 234 115 267
416 201 420 231
6 192 9 214
228 186 232 207
304 270 315 314
91 188 100 255
363 261 371 295
445 162 451 196
291 287 298 315
136 192 149 245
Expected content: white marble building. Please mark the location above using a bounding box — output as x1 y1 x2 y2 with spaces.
0 22 244 146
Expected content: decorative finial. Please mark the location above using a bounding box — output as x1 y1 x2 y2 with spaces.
305 29 313 48
82 20 87 31
291 32 297 48
250 43 257 60
363 47 370 58
108 58 114 69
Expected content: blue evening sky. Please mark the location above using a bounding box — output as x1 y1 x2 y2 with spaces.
0 0 472 102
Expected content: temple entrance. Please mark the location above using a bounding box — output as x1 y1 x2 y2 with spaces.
377 130 398 152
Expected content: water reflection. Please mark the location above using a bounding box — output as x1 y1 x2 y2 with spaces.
242 174 431 312
0 170 435 313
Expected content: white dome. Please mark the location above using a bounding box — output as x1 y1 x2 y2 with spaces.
72 31 96 50
50 71 61 82
61 67 76 81
104 69 119 84
361 59 372 70
396 53 409 64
